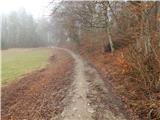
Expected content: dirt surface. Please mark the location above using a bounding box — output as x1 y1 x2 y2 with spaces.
79 50 144 120
58 48 128 120
2 48 129 120
60 49 93 120
85 62 128 120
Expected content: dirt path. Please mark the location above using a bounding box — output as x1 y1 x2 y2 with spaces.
60 50 93 120
60 49 128 120
2 48 129 120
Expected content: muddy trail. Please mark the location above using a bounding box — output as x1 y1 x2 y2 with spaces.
2 48 129 120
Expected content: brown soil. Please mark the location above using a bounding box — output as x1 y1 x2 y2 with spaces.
80 49 160 120
1 49 74 120
84 62 128 120
80 50 141 120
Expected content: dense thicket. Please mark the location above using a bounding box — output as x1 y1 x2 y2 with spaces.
1 8 53 49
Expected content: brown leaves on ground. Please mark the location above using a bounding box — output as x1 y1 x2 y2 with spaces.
1 49 74 120
80 48 160 120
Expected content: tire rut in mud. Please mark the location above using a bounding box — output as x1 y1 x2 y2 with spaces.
84 62 129 120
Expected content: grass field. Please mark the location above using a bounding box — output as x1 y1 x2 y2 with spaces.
2 48 52 84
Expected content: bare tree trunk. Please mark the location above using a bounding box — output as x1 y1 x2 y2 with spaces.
102 36 106 53
145 13 152 55
154 2 158 31
137 18 143 51
106 26 114 52
106 2 114 52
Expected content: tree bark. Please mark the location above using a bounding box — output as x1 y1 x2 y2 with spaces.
106 26 114 52
106 2 114 52
145 12 152 55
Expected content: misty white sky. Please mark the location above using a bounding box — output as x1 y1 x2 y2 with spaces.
0 0 53 18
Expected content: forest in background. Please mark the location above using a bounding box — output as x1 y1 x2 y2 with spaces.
1 8 53 49
1 1 160 120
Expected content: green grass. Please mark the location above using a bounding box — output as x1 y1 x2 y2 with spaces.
2 48 52 84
